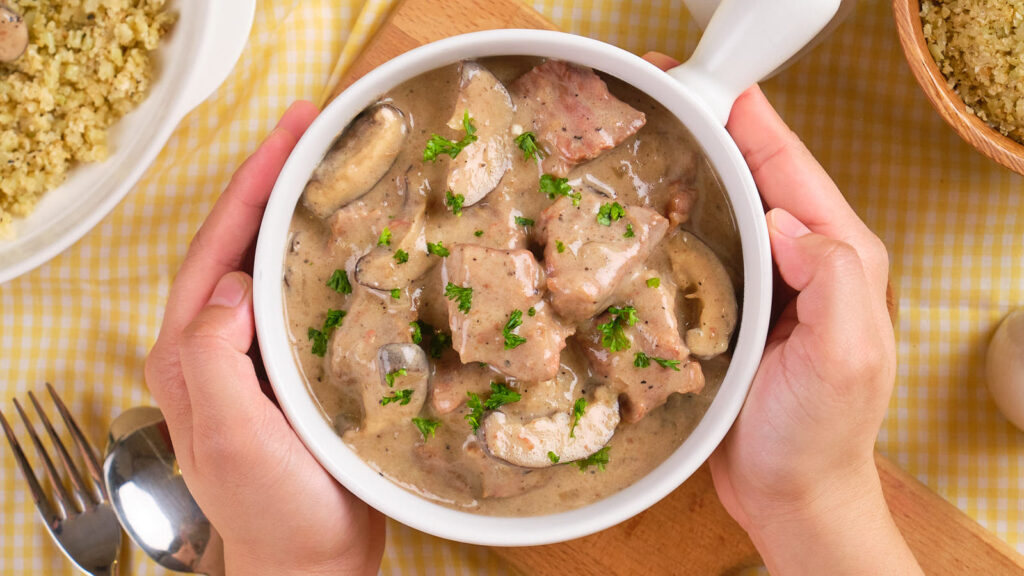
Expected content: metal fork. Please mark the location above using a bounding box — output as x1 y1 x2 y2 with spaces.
1 383 122 576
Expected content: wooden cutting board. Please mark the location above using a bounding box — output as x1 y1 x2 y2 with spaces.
326 0 1024 573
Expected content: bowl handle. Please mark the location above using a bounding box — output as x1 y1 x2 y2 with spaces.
176 0 257 118
668 0 840 125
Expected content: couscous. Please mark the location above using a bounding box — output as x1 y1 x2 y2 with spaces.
0 0 174 236
921 0 1024 144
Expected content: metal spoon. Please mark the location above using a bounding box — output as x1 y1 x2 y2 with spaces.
0 4 29 63
102 407 224 575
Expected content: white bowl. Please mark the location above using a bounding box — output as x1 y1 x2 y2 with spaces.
0 0 256 285
255 0 838 546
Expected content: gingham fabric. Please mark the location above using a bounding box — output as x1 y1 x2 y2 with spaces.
1 1 1021 574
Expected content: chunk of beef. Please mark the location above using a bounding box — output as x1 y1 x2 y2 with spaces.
665 181 696 228
328 285 422 433
577 269 704 423
354 181 434 290
442 244 573 382
429 349 499 414
537 190 669 322
511 60 646 176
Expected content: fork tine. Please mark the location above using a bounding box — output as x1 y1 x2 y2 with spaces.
28 391 97 510
46 383 107 501
3 403 63 525
13 398 77 518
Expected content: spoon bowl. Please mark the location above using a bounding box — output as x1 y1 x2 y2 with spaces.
103 407 223 575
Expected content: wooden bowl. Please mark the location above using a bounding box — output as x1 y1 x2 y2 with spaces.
893 0 1024 175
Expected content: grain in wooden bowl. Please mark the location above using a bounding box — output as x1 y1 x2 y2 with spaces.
893 0 1024 175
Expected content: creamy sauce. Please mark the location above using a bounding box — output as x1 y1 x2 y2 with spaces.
283 57 741 516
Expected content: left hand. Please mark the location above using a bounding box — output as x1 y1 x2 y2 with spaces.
144 101 386 576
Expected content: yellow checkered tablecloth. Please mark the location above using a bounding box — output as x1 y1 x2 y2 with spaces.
1 0 1022 574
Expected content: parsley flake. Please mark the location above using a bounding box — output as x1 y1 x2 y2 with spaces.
502 309 527 350
547 451 560 464
394 249 409 264
646 277 660 288
412 417 441 440
575 446 610 472
326 269 352 295
377 227 392 247
390 288 401 299
445 190 465 217
569 398 587 438
624 223 635 238
527 307 536 317
410 321 422 344
385 368 407 387
474 229 484 237
556 240 566 253
597 202 625 226
514 215 535 227
428 329 452 359
308 309 347 357
422 111 478 162
427 241 450 257
465 382 522 432
444 282 473 313
539 174 581 206
514 131 544 161
596 305 638 352
381 389 414 406
634 352 682 371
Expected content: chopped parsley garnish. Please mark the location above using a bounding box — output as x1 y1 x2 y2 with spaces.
445 190 465 216
556 240 566 253
385 368 407 387
515 131 544 161
377 227 392 247
527 307 536 317
444 282 473 313
514 215 534 227
547 451 560 464
539 174 581 206
326 269 353 295
412 417 441 440
624 223 635 238
308 308 347 357
474 229 484 237
422 111 478 162
381 389 414 406
390 288 401 299
646 277 660 288
502 309 527 350
465 382 523 432
575 446 610 472
427 241 450 257
633 352 682 371
597 305 638 352
569 398 587 438
410 321 422 344
597 202 625 226
394 249 409 264
428 329 452 359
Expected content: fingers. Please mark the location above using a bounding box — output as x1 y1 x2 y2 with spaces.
642 51 681 70
727 88 890 295
162 100 319 340
147 101 318 442
178 272 268 449
767 209 888 387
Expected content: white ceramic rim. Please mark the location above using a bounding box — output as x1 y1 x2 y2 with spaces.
254 29 772 546
0 0 255 285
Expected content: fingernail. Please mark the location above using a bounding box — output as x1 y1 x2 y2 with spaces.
208 273 248 308
769 209 811 239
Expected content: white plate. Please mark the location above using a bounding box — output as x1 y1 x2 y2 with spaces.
0 0 256 284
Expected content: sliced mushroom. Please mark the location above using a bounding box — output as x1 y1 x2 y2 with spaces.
666 230 738 359
0 5 28 63
358 343 429 435
480 386 619 468
302 104 408 219
446 62 514 207
354 178 434 290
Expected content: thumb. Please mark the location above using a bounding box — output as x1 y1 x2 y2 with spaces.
178 271 267 439
767 208 882 377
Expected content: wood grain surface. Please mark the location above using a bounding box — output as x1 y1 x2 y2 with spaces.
328 0 1024 573
893 0 1024 176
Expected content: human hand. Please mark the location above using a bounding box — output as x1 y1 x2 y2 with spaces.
144 102 385 576
643 53 919 573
